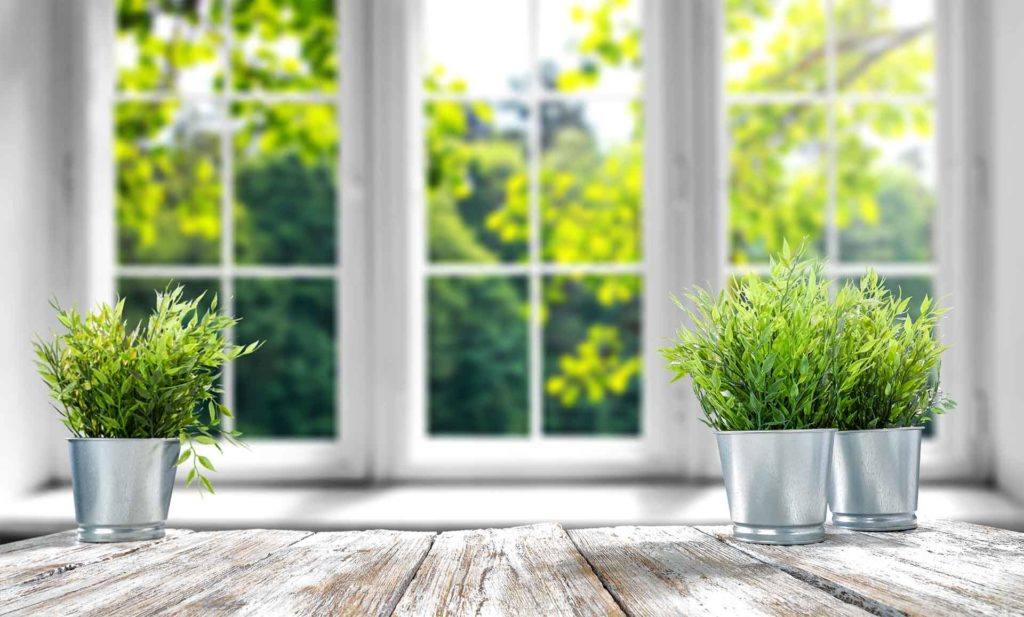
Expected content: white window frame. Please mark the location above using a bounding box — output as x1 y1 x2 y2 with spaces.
702 0 988 480
70 0 986 483
369 0 700 480
67 0 374 482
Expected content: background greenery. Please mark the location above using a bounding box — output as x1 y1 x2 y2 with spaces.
115 0 936 438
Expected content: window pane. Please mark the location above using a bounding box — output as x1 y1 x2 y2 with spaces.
541 100 642 264
729 103 828 264
233 103 338 265
116 0 223 94
235 278 335 438
423 0 529 96
539 0 641 94
725 0 827 94
116 101 222 265
838 103 935 262
117 277 220 330
544 275 640 435
231 0 337 92
428 276 529 435
835 1 934 94
425 100 529 263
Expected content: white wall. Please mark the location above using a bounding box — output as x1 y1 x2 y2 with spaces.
990 0 1024 503
0 0 63 502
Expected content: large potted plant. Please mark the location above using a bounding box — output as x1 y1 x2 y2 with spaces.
34 287 260 542
662 247 838 545
829 272 954 531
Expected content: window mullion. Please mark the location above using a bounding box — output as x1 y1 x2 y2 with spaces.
825 0 839 273
220 0 236 432
527 0 543 441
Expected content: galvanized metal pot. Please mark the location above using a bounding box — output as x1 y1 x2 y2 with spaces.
68 438 180 543
828 427 922 531
715 429 835 545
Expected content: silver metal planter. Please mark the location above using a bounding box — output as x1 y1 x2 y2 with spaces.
68 438 180 543
828 427 922 531
716 429 835 545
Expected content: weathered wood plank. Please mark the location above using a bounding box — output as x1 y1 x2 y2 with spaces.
167 530 435 616
0 529 192 589
919 518 1024 554
393 523 623 616
0 529 309 615
569 526 869 616
699 522 1024 616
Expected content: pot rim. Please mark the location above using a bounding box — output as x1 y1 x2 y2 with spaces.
836 426 924 435
714 428 836 435
67 437 180 442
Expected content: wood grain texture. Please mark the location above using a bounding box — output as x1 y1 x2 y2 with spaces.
168 530 435 616
2 520 1022 616
393 523 623 617
0 529 191 590
569 526 869 616
700 523 1024 616
0 529 309 616
920 517 1024 554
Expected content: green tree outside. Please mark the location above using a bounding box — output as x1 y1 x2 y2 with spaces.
115 0 936 437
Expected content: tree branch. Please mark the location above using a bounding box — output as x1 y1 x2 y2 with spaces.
735 23 931 148
761 23 931 91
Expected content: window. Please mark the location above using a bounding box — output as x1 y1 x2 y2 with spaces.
110 0 363 478
723 1 939 427
383 0 681 478
92 0 977 481
422 0 643 437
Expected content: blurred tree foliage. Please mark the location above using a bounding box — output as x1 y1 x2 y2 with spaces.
115 0 338 437
115 0 936 437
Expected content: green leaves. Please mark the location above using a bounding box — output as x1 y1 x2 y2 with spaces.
833 271 954 430
34 285 261 493
661 248 954 431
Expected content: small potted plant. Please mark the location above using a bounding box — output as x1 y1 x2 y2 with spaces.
662 247 838 545
829 272 954 531
34 287 260 543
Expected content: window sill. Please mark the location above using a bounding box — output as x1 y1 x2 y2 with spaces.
1 482 1021 541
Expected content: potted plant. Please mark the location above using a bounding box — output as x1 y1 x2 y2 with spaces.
829 272 954 531
34 287 260 543
662 247 838 545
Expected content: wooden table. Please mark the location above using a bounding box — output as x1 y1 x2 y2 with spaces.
1 520 1020 615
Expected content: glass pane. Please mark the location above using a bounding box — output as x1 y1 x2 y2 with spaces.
117 277 220 330
116 101 221 265
725 0 827 94
423 0 529 96
838 103 935 262
729 103 828 263
425 100 529 263
539 0 642 94
116 0 223 94
233 103 338 265
428 276 529 435
541 100 642 263
835 0 934 94
231 0 337 92
544 275 641 435
235 278 335 438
